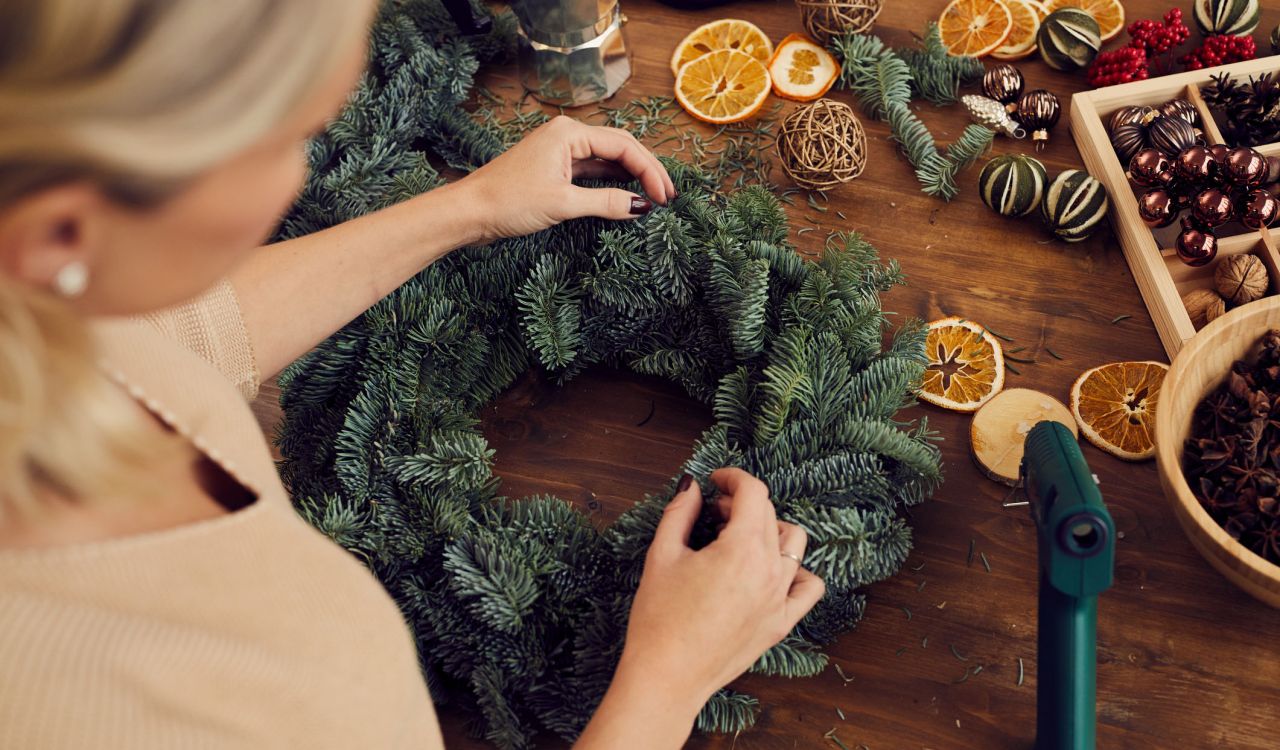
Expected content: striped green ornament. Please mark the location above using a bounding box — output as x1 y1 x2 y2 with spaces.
1193 0 1259 36
1037 8 1101 71
979 154 1047 218
1041 170 1109 242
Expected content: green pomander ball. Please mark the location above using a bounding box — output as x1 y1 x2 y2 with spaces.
1041 170 1109 242
979 154 1047 218
1037 8 1101 71
1193 0 1259 36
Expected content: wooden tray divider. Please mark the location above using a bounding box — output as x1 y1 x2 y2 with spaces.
1184 83 1224 145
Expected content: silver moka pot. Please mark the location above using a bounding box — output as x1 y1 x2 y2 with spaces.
443 0 631 107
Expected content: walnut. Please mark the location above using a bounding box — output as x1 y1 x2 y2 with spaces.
1214 254 1269 306
1182 288 1227 328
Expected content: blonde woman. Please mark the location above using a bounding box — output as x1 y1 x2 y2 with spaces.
0 0 825 746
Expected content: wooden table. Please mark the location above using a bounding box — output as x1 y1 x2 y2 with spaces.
270 1 1280 747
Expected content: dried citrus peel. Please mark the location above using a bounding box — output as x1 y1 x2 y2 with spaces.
768 33 841 101
1070 360 1167 461
918 317 1006 412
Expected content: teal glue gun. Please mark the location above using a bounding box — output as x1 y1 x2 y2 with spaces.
1020 421 1115 750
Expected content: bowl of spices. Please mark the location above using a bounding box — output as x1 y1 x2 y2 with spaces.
1156 296 1280 607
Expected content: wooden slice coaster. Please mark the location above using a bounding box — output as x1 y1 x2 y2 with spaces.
970 387 1078 485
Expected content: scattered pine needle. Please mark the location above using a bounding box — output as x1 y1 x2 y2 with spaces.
1005 355 1038 364
1006 362 1022 376
837 708 846 721
966 538 975 567
950 644 969 662
917 579 927 592
1018 657 1025 687
797 227 815 236
953 667 972 684
901 606 913 621
836 210 847 220
922 636 929 648
834 664 856 684
895 647 907 657
825 728 852 750
1110 314 1131 325
1046 347 1064 360
984 326 1014 342
980 552 992 573
912 562 926 572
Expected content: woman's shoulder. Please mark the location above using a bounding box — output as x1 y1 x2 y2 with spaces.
0 500 443 748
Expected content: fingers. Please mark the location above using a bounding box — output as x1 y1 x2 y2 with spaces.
783 567 826 629
564 118 673 204
566 185 653 221
710 468 776 542
572 158 639 183
650 474 704 556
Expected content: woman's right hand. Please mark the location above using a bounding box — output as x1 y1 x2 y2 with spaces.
574 468 824 749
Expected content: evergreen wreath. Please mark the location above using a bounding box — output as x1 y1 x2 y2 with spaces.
274 1 943 747
830 25 994 201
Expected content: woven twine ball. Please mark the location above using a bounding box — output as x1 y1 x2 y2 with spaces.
795 0 884 45
1214 254 1269 306
776 98 867 192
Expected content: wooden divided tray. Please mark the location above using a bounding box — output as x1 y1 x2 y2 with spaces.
1070 57 1280 360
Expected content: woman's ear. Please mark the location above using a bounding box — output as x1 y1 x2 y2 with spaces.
0 183 105 293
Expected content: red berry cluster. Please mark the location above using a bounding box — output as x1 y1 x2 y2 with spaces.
1087 8 1192 88
1088 46 1148 86
1127 9 1190 56
1180 35 1257 70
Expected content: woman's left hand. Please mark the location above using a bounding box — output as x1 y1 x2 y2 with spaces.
460 115 676 244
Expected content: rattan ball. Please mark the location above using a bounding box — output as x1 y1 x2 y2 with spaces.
795 0 884 45
776 98 868 192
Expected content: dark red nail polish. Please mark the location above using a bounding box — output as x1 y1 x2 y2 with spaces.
629 196 653 215
676 474 693 493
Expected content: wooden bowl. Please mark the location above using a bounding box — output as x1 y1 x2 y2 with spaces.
1155 296 1280 607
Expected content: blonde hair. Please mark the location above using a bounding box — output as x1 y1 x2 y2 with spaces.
0 0 370 513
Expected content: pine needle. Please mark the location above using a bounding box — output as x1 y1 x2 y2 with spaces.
1018 657 1025 686
1110 314 1131 324
950 644 969 662
901 606 913 621
980 552 992 573
1046 347 1064 360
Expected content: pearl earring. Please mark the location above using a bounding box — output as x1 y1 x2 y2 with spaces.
52 261 89 298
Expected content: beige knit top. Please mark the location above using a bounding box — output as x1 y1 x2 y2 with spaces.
0 281 444 748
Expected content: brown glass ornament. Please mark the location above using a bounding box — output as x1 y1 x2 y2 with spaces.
1158 98 1200 126
1146 115 1196 156
1174 145 1217 186
1015 89 1060 151
1177 218 1218 267
1241 189 1280 230
1138 189 1180 228
1225 147 1267 188
1110 123 1147 165
1108 105 1155 131
1193 188 1235 228
982 64 1024 112
1128 148 1173 187
1208 143 1230 170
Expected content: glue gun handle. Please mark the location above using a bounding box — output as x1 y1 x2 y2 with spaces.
1035 579 1098 750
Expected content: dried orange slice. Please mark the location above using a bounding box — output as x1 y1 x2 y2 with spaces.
1043 0 1124 40
938 0 1014 58
919 317 1006 412
670 19 773 76
1070 361 1168 461
674 48 772 125
768 33 841 101
991 0 1042 59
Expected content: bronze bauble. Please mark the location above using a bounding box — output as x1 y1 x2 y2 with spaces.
1158 98 1200 127
1224 147 1267 188
1241 189 1280 230
1108 105 1155 131
1146 115 1196 156
982 64 1024 111
1176 222 1218 267
1138 189 1180 228
1174 145 1218 186
1129 148 1173 187
1193 188 1235 228
1015 89 1060 150
1110 123 1147 165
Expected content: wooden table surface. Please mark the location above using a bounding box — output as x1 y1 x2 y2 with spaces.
267 1 1280 747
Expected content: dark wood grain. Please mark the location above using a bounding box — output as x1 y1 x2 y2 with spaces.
259 2 1280 747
